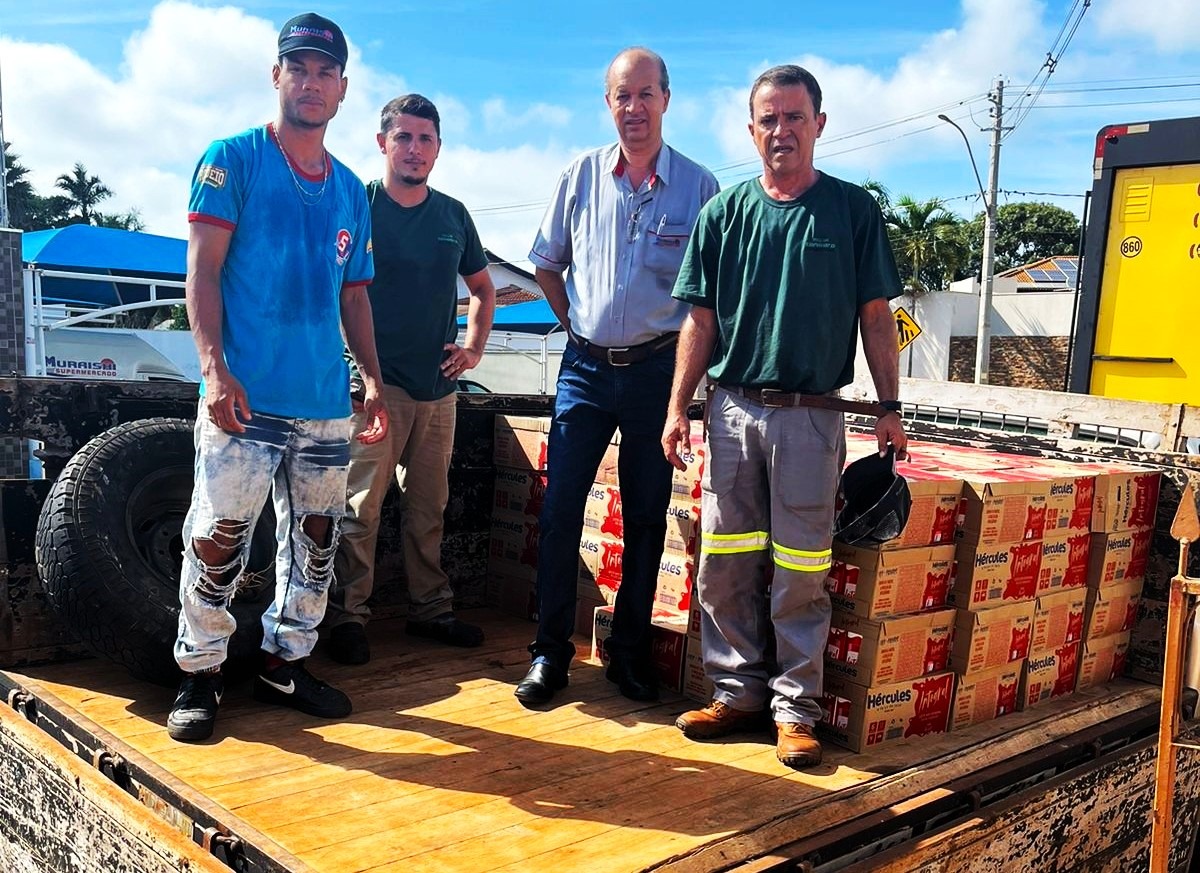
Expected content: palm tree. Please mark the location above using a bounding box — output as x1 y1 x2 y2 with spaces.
54 163 113 225
884 196 965 294
861 177 892 212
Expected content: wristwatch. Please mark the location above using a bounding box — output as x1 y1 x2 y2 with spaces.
878 400 902 414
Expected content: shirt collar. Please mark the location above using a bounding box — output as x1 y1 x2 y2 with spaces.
607 142 673 190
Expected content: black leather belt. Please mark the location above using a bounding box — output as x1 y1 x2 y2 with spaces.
719 383 889 416
572 332 679 366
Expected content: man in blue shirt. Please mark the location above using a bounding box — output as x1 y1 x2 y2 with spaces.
166 12 388 743
515 47 718 706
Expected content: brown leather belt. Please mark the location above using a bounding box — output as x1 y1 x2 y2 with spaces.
572 332 679 366
718 383 889 416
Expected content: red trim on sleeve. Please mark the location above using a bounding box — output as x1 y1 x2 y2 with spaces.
342 280 371 291
189 212 236 231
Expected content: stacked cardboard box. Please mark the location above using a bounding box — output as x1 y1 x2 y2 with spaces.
1076 463 1159 691
818 435 961 752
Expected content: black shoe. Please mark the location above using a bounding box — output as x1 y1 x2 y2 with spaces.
328 622 371 665
514 661 568 705
407 613 485 648
167 670 223 741
254 658 352 718
605 656 659 702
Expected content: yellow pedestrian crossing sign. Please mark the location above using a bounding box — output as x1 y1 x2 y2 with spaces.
894 306 922 352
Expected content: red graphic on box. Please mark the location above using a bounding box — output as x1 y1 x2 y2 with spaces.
995 677 1019 716
520 522 539 568
601 488 624 538
1128 475 1160 529
600 541 624 578
525 475 546 516
1071 477 1095 529
1063 533 1091 587
867 718 887 746
1009 625 1031 661
904 673 954 738
1024 505 1047 540
1122 600 1139 632
1065 609 1084 643
923 568 950 608
1129 528 1152 580
932 504 956 542
1112 649 1128 680
1053 643 1079 696
924 635 951 673
1004 541 1042 600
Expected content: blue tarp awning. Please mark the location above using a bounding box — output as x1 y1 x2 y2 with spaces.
22 225 187 308
460 298 560 336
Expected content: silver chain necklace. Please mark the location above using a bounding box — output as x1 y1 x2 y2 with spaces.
270 124 329 206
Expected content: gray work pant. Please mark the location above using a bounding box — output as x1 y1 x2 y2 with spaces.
697 387 845 725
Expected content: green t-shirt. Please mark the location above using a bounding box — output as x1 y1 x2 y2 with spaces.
672 174 901 393
365 181 489 400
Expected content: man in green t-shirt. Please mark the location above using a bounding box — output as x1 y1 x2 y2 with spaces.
328 94 496 664
661 65 908 770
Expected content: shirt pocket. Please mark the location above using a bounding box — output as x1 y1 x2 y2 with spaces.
644 222 691 275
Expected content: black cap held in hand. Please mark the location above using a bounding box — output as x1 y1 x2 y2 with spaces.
278 12 348 70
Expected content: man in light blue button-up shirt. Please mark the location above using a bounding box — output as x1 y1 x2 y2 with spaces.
515 47 718 708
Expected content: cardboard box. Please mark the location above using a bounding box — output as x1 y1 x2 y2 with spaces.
493 415 620 480
1031 587 1087 652
837 466 961 550
583 481 624 538
819 671 955 753
1076 631 1131 690
1090 465 1161 533
653 552 695 616
825 608 955 685
1087 528 1153 589
827 543 956 619
998 458 1096 536
950 600 1036 675
951 663 1022 730
492 467 547 519
1036 531 1091 594
670 433 706 502
957 474 1051 546
1020 641 1081 709
664 498 701 557
488 514 540 580
1085 579 1143 639
683 645 714 703
591 606 688 693
485 570 537 622
951 539 1043 610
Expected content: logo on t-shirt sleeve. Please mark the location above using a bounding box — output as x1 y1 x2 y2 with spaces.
197 165 227 189
336 229 352 265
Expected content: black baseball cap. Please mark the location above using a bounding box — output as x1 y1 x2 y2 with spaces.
278 13 348 70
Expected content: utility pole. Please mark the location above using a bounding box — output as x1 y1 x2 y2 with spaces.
974 77 1004 385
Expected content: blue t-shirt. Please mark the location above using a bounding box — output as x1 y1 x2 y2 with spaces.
188 124 373 419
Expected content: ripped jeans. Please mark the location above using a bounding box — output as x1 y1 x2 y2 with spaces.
174 406 353 672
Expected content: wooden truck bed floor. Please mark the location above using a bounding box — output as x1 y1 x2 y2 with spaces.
2 609 1158 873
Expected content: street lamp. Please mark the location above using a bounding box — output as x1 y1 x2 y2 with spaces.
938 80 1003 384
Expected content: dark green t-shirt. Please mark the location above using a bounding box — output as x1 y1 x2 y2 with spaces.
672 174 901 393
366 181 489 400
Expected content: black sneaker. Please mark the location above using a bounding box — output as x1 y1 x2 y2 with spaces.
167 671 223 742
253 658 352 718
328 622 371 665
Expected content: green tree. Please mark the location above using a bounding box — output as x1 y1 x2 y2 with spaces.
3 144 71 230
861 177 892 212
54 162 113 225
94 209 146 232
884 196 966 294
959 201 1081 275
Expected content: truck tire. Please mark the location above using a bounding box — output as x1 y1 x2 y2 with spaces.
35 418 277 685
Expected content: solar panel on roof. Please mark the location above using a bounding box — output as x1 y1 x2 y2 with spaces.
1025 269 1052 282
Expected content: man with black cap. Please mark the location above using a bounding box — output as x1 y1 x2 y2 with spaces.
166 12 388 743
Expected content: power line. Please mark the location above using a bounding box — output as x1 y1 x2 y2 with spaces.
1006 0 1092 138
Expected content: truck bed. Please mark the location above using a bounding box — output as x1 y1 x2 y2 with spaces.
0 608 1165 873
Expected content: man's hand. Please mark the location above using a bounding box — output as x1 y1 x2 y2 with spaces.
662 407 692 471
874 412 908 461
356 380 389 445
441 343 482 381
204 369 251 434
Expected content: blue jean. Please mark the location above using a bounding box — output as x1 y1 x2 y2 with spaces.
174 407 353 672
531 342 675 669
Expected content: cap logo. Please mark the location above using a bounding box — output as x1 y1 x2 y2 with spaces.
289 25 334 43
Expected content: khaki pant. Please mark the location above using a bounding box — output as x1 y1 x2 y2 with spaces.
329 385 457 626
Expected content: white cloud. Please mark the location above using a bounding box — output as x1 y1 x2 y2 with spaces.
1094 0 1200 52
481 98 571 135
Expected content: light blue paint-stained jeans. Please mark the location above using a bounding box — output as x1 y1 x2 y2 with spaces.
696 387 846 725
174 406 353 672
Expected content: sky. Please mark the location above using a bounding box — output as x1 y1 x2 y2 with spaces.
1 0 1199 267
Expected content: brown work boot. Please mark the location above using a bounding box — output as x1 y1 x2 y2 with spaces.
675 699 767 739
775 721 822 769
